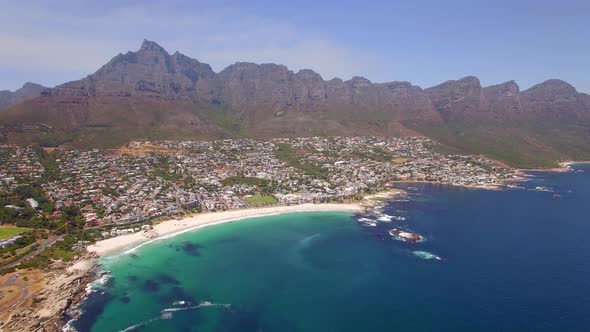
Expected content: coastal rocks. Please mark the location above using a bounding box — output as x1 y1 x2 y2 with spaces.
1 258 95 332
356 198 407 227
357 217 377 227
360 192 439 260
388 228 424 243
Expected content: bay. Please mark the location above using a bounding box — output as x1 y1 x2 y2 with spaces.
73 164 590 331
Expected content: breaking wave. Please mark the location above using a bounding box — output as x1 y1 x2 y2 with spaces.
119 301 231 332
412 250 442 260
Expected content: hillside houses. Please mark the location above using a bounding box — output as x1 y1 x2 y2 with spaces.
2 137 516 228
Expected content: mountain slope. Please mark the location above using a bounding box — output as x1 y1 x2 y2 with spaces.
0 82 47 109
411 77 590 167
1 40 589 167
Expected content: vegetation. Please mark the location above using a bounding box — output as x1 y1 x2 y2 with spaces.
32 146 62 181
349 146 396 162
200 107 242 133
408 120 590 168
0 229 45 265
243 195 278 206
0 184 55 225
32 133 77 148
221 176 277 195
0 226 30 240
221 176 270 187
15 231 98 271
275 143 328 178
151 156 183 182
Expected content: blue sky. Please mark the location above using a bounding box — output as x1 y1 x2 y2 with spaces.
0 0 588 92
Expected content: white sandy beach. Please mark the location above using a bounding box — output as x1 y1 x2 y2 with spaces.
87 203 362 257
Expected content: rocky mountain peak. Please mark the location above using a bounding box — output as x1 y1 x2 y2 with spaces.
522 79 578 102
1 39 589 168
348 76 371 83
347 76 372 89
21 82 46 90
139 39 167 53
426 76 482 95
0 82 47 109
458 75 481 86
46 39 217 98
295 69 323 81
483 80 520 98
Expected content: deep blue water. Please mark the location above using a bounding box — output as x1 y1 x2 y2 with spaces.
73 164 590 331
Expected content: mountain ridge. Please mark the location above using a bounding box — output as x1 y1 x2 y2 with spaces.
1 39 589 168
0 82 48 110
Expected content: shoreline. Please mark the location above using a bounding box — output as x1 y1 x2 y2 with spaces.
86 177 518 259
82 161 590 258
87 203 362 257
521 160 590 173
62 202 366 330
391 179 510 191
65 167 569 329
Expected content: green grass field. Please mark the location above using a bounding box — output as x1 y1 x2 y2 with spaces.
0 226 30 240
243 195 278 206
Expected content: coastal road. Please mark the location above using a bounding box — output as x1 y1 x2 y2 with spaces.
0 236 64 271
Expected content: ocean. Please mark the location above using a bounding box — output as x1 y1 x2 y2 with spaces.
72 164 590 331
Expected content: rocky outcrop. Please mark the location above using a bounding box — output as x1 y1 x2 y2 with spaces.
47 39 217 101
520 79 589 116
2 260 95 332
424 76 486 122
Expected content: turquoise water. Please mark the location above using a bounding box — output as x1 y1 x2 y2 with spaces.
73 164 590 331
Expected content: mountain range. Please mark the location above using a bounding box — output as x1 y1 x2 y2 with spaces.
1 39 589 167
0 82 47 110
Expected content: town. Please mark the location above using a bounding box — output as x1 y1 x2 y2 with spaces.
1 136 519 244
0 135 522 330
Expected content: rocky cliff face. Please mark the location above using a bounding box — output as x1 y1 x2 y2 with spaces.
47 40 217 101
425 76 483 118
1 40 589 167
520 79 589 116
0 82 47 109
22 40 442 133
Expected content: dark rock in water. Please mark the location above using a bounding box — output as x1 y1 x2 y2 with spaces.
182 242 204 256
158 274 180 285
119 295 131 303
142 279 160 292
72 291 114 332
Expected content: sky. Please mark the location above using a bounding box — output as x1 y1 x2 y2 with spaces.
0 0 588 92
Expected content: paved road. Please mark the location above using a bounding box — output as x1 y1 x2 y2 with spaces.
0 236 63 270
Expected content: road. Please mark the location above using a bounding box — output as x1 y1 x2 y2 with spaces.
0 236 63 271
